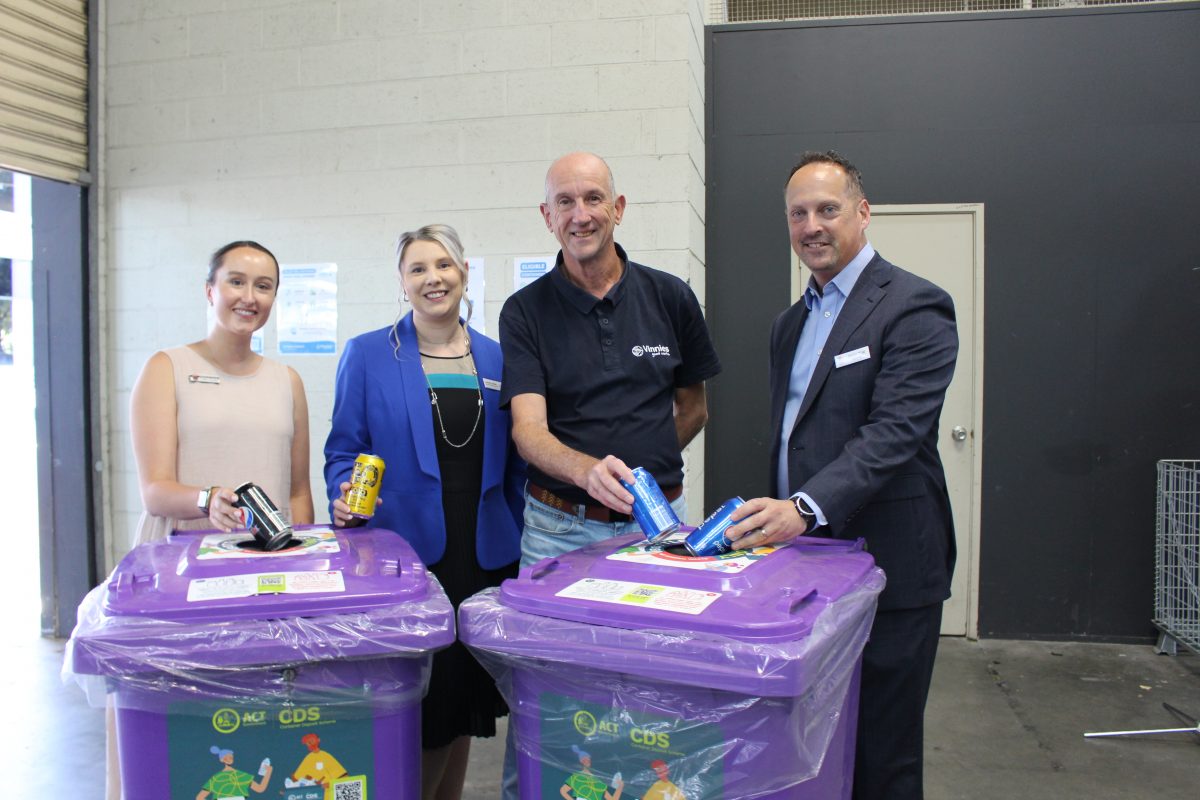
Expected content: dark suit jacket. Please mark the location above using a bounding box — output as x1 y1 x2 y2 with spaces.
324 314 525 569
769 253 958 610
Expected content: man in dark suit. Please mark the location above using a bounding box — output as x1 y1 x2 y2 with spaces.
726 151 958 800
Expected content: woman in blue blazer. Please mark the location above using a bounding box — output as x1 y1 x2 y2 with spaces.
324 224 524 800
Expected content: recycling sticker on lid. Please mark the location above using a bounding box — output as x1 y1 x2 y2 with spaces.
605 537 783 573
195 528 340 560
186 570 346 602
554 578 720 615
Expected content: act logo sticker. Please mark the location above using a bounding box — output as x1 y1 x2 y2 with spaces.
573 710 597 737
212 708 240 734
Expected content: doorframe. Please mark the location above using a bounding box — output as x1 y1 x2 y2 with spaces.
793 203 985 638
32 178 96 637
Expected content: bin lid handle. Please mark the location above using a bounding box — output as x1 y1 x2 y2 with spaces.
776 587 819 614
529 558 561 580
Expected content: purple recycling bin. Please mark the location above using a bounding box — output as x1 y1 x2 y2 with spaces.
460 532 884 800
65 526 454 800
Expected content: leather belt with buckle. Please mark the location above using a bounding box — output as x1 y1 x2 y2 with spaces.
528 481 682 523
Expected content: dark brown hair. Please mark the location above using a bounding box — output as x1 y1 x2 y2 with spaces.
206 241 280 285
786 151 865 199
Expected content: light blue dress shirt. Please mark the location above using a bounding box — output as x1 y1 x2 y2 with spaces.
777 244 876 524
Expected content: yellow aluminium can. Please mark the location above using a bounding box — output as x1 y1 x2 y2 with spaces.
346 453 385 519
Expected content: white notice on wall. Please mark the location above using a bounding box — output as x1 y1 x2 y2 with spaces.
513 255 556 290
277 263 337 355
465 257 486 335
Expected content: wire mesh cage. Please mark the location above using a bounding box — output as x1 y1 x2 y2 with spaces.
1154 460 1200 655
705 0 1195 25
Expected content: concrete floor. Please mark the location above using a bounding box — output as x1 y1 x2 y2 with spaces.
922 638 1198 799
41 634 1198 798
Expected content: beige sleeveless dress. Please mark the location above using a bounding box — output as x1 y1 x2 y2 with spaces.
132 345 295 545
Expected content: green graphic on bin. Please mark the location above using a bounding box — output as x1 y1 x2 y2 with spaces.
169 700 373 800
540 692 723 800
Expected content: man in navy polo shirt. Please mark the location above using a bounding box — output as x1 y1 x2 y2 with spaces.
499 151 721 566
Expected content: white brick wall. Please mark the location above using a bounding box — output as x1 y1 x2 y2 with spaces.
101 0 709 562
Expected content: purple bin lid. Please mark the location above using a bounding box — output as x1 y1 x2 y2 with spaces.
105 526 435 621
66 526 455 676
459 532 883 696
502 532 877 643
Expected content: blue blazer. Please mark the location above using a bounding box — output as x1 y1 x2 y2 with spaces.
769 253 958 611
324 314 524 569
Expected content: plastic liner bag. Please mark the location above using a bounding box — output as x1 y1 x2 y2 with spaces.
63 527 456 716
459 563 884 800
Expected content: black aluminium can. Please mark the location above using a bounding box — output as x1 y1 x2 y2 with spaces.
621 466 681 542
233 481 294 551
685 496 746 557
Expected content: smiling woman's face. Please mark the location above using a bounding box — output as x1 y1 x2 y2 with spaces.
400 238 465 326
206 246 278 335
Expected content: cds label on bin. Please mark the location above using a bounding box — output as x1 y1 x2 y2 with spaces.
167 699 373 800
536 693 727 800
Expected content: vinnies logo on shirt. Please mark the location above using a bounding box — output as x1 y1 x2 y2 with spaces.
632 345 672 358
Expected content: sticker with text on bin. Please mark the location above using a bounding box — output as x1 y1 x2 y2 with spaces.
555 578 720 615
607 538 782 572
186 570 346 602
195 528 340 560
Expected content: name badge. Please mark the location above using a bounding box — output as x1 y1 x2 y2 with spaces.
834 346 870 369
188 374 221 385
483 378 501 391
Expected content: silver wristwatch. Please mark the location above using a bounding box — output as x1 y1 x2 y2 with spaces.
792 495 817 529
197 486 216 515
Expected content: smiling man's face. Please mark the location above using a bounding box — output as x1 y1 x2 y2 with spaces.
785 161 870 287
541 152 625 269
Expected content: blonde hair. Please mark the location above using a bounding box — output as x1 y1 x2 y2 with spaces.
390 224 472 359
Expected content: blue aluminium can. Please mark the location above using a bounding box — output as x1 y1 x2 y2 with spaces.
685 496 746 556
621 466 681 542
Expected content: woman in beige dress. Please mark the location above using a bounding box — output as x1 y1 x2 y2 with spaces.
129 240 313 542
111 241 313 799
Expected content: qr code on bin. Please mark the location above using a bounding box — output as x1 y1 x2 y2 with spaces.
333 775 367 800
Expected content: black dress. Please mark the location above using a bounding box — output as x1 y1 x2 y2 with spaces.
419 363 519 749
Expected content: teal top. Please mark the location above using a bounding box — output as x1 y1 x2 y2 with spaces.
424 372 478 389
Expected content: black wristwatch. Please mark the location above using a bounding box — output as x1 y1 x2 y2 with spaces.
792 496 817 530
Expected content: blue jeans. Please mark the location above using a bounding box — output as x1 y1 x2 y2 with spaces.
502 487 687 800
519 487 687 567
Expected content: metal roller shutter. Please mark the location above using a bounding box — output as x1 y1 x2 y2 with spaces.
0 0 87 184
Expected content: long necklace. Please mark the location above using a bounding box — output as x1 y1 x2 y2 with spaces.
418 326 483 448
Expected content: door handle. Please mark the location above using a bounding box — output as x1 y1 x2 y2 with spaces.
951 426 968 442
